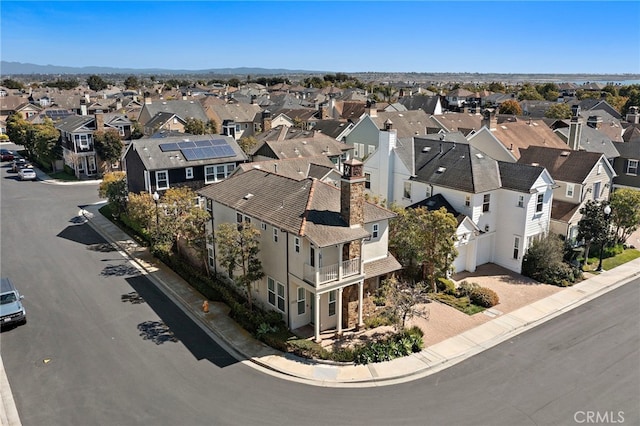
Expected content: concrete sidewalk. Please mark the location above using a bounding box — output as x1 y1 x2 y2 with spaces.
80 202 640 388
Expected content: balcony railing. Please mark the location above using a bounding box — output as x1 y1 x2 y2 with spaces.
303 257 361 285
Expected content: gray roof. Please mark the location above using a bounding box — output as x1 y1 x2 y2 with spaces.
498 161 547 193
517 146 604 183
145 111 182 129
197 169 395 247
613 138 640 158
234 156 337 181
398 95 440 114
412 138 502 193
554 126 620 158
207 102 262 123
141 100 209 123
129 134 247 171
56 115 95 132
369 110 432 138
311 120 354 140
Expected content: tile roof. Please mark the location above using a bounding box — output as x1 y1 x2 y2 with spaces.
197 169 395 247
234 156 337 181
431 112 483 134
489 117 568 159
207 102 262 123
369 110 432 138
517 146 604 183
363 254 402 279
551 199 581 222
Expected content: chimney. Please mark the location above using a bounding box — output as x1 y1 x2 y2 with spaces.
568 105 583 150
84 92 90 103
261 109 272 132
80 98 88 116
383 119 393 131
481 108 497 131
145 96 152 105
626 106 640 124
587 115 602 129
116 98 123 111
340 159 365 229
94 112 104 130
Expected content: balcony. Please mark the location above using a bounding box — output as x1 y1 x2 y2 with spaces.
303 257 361 286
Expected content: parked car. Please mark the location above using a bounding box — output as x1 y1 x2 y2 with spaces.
11 159 31 172
1 278 26 328
0 149 14 161
18 168 37 181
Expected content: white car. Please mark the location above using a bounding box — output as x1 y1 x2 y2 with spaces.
18 168 37 181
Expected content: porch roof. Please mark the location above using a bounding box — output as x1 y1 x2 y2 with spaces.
364 253 402 279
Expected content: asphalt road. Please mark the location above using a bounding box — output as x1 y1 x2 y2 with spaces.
1 152 638 426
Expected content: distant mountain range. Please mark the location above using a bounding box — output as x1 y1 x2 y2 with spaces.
0 61 318 76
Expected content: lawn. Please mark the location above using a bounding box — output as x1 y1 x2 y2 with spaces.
583 248 640 272
429 293 485 315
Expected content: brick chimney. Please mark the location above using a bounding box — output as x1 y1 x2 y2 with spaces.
94 112 104 131
626 106 639 124
261 109 272 132
481 108 497 130
340 159 365 229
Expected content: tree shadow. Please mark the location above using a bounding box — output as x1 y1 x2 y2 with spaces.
100 263 141 277
125 275 238 368
137 320 179 344
121 291 145 304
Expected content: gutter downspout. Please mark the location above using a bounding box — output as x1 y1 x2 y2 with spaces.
285 232 290 329
209 201 217 275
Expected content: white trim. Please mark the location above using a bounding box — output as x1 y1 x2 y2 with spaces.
155 170 169 190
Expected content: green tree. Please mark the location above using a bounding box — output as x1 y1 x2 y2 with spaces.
31 118 61 168
2 79 24 90
206 119 218 134
238 136 257 154
6 113 30 147
94 129 123 171
609 188 640 244
215 222 265 309
521 234 580 285
518 84 544 101
130 121 144 139
545 103 572 119
124 76 140 90
126 192 156 235
536 83 560 101
498 99 523 115
45 79 79 90
620 85 640 116
160 187 210 256
87 75 109 91
99 172 127 216
389 206 458 290
577 200 612 262
488 82 505 93
184 117 206 135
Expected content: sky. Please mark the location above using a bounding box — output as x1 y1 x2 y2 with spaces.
1 1 639 74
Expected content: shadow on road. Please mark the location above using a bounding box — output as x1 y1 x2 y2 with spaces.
57 222 104 246
125 275 238 368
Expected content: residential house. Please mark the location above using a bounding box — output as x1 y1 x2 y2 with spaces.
122 134 248 194
553 105 620 160
251 125 351 169
197 160 401 342
144 112 188 136
363 129 555 274
443 88 475 110
517 146 616 243
308 119 354 141
398 95 443 115
231 155 341 185
137 99 209 128
56 112 132 177
344 110 432 160
205 102 263 140
611 114 640 190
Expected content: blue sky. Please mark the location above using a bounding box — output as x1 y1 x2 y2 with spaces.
1 1 639 74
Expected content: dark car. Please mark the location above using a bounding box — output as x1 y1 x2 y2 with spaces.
0 149 14 161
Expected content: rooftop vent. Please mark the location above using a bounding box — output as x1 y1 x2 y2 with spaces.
437 166 446 173
243 193 254 200
422 147 432 152
475 153 484 159
560 151 571 157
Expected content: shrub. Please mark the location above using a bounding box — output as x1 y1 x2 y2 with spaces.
456 281 480 297
469 287 499 308
437 278 456 295
353 329 424 365
364 308 397 328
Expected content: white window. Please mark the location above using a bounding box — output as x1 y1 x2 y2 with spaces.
118 127 125 137
205 166 216 184
328 291 336 316
368 145 375 155
185 167 194 179
294 237 300 253
297 287 305 315
208 247 214 267
268 277 276 307
353 143 359 157
235 124 241 132
403 182 411 199
372 223 379 239
482 194 490 212
261 222 267 231
566 184 574 198
465 195 471 207
517 195 524 208
536 193 544 212
236 212 243 223
597 163 602 175
273 228 279 243
513 236 521 259
627 159 638 175
277 282 285 312
156 170 169 190
365 173 371 189
358 143 365 158
425 186 432 199
88 156 96 172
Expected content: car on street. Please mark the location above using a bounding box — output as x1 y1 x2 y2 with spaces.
1 278 27 328
1 149 15 161
18 168 37 181
11 159 31 173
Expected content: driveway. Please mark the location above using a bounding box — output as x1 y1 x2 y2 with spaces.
409 263 562 347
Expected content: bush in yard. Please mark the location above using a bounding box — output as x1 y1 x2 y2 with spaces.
456 281 480 298
353 327 424 365
522 233 580 286
437 277 457 295
469 287 499 308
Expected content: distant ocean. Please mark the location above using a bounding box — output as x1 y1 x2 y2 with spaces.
571 80 640 85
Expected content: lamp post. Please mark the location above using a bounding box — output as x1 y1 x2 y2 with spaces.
152 191 160 244
595 204 612 272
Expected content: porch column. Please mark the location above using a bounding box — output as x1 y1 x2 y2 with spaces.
336 287 344 336
338 243 344 280
357 280 364 329
314 292 321 343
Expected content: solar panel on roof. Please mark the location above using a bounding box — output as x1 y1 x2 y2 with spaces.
211 139 227 146
201 146 215 157
219 145 235 156
195 140 213 148
159 143 180 152
182 148 200 161
178 141 196 149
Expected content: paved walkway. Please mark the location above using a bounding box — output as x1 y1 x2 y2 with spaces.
78 202 640 388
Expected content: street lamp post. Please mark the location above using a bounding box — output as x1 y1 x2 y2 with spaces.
152 191 160 244
596 204 612 272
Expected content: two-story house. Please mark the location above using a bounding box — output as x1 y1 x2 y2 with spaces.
363 128 555 274
197 160 400 342
517 146 616 243
56 112 132 177
123 134 248 194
